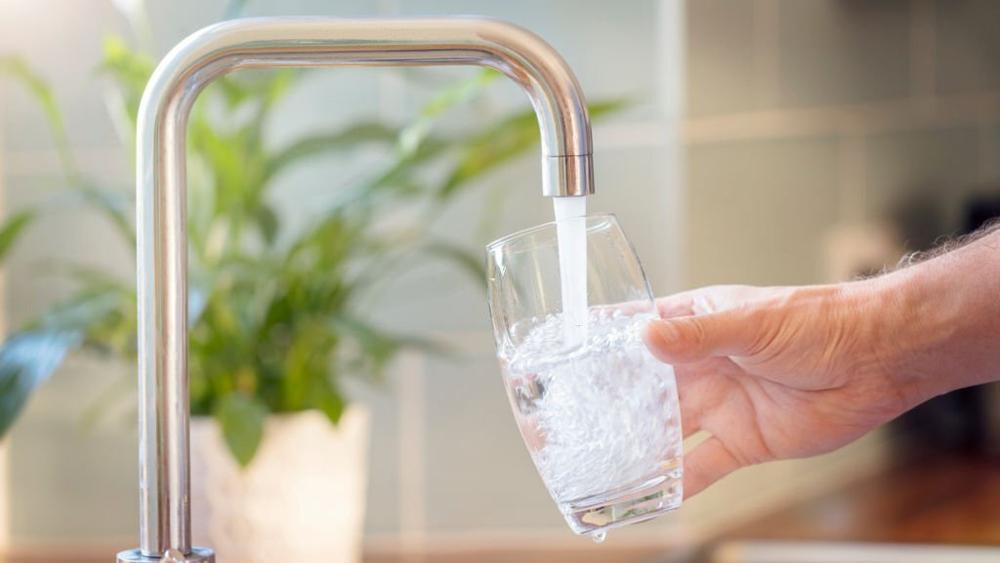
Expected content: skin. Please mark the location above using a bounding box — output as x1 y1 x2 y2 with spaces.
643 228 1000 499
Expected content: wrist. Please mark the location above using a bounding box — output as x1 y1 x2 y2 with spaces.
868 262 963 406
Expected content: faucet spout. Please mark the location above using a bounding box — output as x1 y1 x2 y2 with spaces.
121 17 594 563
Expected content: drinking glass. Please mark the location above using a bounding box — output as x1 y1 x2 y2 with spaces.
486 213 683 539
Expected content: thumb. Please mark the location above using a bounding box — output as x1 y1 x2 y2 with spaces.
643 309 759 364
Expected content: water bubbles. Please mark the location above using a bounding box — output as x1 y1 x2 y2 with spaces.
501 312 682 503
590 530 607 543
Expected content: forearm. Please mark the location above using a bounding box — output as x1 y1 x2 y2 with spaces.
877 227 1000 403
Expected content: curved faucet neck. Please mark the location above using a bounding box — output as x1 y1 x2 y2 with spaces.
126 17 593 562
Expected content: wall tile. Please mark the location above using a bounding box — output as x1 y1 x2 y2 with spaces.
3 156 132 329
934 0 1000 95
686 0 758 116
685 137 841 287
343 373 402 535
984 124 1000 184
422 337 562 531
0 0 127 151
589 143 683 295
396 0 661 111
864 126 983 244
777 0 911 107
10 358 137 542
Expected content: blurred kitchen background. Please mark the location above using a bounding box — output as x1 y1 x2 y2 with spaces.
0 0 998 562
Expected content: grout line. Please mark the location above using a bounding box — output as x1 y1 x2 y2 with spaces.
396 351 427 563
655 0 687 291
684 89 1000 144
655 0 685 119
753 0 780 109
594 120 670 149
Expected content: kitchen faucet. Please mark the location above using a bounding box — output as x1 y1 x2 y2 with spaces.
118 17 594 563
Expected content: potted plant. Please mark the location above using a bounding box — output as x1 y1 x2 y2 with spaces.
2 3 621 561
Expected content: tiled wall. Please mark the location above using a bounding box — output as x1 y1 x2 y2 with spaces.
679 1 1000 546
684 0 1000 289
3 0 999 552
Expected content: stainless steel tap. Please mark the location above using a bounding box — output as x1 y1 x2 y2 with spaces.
117 17 594 563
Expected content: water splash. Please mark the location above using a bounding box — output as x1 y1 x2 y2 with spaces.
590 530 607 543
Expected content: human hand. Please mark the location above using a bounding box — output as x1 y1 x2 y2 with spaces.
643 282 914 498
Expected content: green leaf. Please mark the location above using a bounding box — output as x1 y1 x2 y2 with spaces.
254 204 279 245
36 286 129 333
0 211 35 263
98 36 154 123
21 284 135 359
398 68 499 156
62 184 135 248
263 122 399 184
438 111 537 198
308 376 345 427
46 260 128 287
1 54 136 248
0 331 80 440
98 36 154 149
419 239 487 284
587 99 630 119
0 56 76 179
329 316 400 375
330 315 452 379
0 257 130 440
214 70 296 128
215 393 267 467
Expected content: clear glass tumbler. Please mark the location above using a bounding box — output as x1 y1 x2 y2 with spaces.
486 213 683 539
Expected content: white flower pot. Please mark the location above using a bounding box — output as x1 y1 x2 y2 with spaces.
191 406 369 563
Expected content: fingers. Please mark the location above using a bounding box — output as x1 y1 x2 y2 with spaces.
655 284 768 319
644 309 760 364
680 407 701 439
656 289 702 318
682 436 743 499
673 359 733 438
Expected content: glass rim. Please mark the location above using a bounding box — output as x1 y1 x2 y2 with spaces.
485 212 619 252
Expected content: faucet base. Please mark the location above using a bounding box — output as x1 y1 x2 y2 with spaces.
117 547 215 563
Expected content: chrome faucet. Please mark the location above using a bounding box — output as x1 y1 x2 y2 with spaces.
117 17 594 563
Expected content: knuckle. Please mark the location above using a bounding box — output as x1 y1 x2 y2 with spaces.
684 316 709 349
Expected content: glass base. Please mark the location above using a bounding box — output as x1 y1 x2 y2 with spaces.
558 465 683 537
